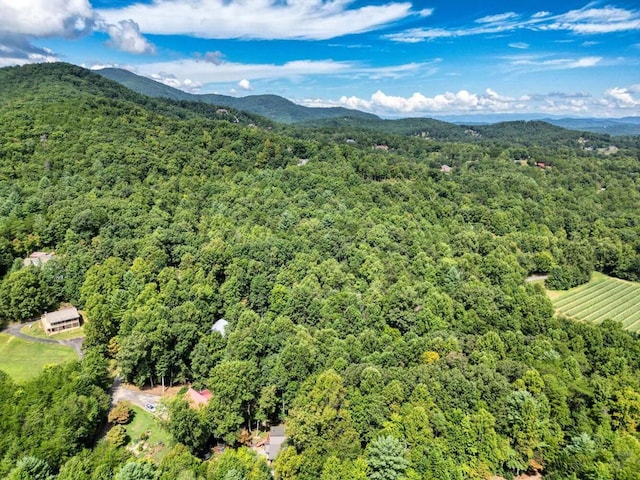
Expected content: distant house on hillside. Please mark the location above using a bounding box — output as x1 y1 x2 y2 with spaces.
440 165 452 173
373 144 389 151
186 387 212 408
211 318 229 336
266 425 287 461
41 306 81 335
296 158 309 166
23 251 54 267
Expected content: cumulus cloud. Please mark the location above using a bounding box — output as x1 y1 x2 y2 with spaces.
0 35 58 62
200 51 224 65
104 20 156 54
604 86 640 108
238 78 252 91
0 0 156 62
299 85 640 117
98 0 412 40
418 8 434 17
0 0 94 37
150 72 203 93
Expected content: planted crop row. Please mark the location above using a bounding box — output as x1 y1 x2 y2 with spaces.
612 301 640 321
554 280 610 308
576 288 637 317
621 308 640 326
562 283 631 317
581 290 640 323
554 280 621 310
622 311 640 332
551 275 640 333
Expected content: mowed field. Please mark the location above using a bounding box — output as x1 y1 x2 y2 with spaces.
550 273 640 332
0 333 77 383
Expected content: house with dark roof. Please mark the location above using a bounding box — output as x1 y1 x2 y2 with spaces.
41 306 81 335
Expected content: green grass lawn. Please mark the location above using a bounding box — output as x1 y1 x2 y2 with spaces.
0 333 77 383
548 273 640 332
20 321 85 340
125 405 172 462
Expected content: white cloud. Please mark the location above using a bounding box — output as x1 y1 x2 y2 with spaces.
418 8 434 17
0 0 94 37
509 42 529 49
104 20 156 54
299 85 640 117
0 0 158 61
545 6 640 34
238 78 252 91
604 86 640 108
509 55 602 70
476 12 518 24
386 5 640 43
98 0 412 40
132 58 434 87
150 72 203 93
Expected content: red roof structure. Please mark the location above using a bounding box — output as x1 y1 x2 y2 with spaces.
186 387 212 407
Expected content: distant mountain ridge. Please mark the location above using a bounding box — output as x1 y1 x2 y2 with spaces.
97 68 379 124
436 114 640 136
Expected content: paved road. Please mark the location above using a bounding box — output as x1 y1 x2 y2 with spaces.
1 321 84 358
525 274 549 283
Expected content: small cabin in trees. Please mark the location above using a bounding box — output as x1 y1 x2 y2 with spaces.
41 306 81 335
440 164 452 173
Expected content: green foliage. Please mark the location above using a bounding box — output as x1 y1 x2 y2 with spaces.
106 425 130 448
1 62 640 480
206 447 270 480
7 456 53 480
165 399 210 455
109 401 134 425
367 436 409 480
0 267 54 324
115 461 158 480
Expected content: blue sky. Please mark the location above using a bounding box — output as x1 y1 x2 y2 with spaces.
1 0 639 117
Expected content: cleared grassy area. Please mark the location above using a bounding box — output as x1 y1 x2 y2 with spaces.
548 273 640 332
20 321 85 340
0 333 77 383
125 405 172 462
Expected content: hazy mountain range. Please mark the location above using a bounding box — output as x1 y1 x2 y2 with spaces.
97 68 640 136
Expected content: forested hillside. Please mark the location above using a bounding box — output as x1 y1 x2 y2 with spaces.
1 62 640 479
97 67 378 124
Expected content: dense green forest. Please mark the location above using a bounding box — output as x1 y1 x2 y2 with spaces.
1 62 640 479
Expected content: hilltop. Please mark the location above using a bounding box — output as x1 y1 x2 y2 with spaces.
97 67 379 124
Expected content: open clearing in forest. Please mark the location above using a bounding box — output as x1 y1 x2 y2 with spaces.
0 333 77 382
549 273 640 332
125 405 172 462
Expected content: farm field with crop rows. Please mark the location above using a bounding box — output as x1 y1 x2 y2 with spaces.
549 273 640 332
